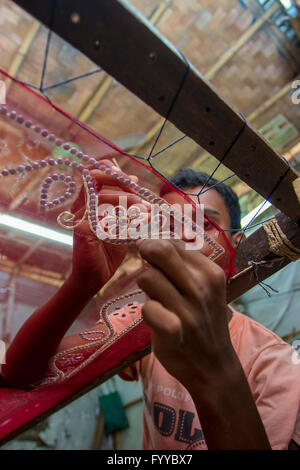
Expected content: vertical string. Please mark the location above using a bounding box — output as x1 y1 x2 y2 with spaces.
40 0 57 92
147 52 191 161
198 112 247 197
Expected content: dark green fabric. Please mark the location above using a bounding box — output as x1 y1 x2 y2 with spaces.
99 391 129 435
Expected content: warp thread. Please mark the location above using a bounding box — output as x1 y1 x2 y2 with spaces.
263 219 300 262
249 260 279 297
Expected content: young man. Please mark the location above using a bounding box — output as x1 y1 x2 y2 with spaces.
2 167 300 450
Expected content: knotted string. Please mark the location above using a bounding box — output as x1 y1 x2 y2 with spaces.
249 260 279 297
263 218 300 261
147 51 190 161
197 111 248 201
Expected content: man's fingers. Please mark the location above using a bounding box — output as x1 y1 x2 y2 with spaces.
141 299 182 346
138 239 200 297
170 239 227 291
128 175 138 184
71 184 87 215
138 239 225 297
90 168 138 195
137 266 191 324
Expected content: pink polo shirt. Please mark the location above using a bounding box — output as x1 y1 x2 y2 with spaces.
119 308 300 450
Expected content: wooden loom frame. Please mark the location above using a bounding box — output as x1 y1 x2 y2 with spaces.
0 0 299 444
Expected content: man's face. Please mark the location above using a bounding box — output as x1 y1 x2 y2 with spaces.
163 186 242 252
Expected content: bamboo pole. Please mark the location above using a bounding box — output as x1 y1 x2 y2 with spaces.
6 20 40 89
205 4 278 81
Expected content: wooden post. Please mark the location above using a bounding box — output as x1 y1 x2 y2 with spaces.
228 212 300 302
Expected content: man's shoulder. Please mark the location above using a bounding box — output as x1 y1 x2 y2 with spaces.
230 307 287 347
229 308 297 373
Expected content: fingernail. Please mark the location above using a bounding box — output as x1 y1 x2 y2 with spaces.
112 165 122 172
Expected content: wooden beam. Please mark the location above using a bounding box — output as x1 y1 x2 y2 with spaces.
232 138 300 198
234 213 298 272
0 257 64 288
191 73 300 172
90 410 105 450
285 141 300 161
228 212 300 302
77 0 173 123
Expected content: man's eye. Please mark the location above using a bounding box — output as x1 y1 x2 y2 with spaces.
204 219 213 230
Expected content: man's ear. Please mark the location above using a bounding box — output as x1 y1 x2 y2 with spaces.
231 231 246 249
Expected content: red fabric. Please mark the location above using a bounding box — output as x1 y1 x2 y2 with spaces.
0 321 151 443
0 67 235 443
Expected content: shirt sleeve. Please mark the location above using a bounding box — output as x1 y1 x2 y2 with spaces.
119 361 141 381
247 342 300 450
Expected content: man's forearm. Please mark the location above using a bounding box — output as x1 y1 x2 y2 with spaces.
187 354 271 450
2 275 99 389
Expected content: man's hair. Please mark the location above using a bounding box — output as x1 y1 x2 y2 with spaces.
160 168 241 230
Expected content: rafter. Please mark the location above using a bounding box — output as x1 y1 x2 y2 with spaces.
0 258 64 288
8 167 49 211
234 140 300 198
7 19 40 89
205 3 278 81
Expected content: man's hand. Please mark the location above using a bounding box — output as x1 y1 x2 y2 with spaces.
136 239 271 450
1 161 151 389
136 239 235 389
70 161 151 295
